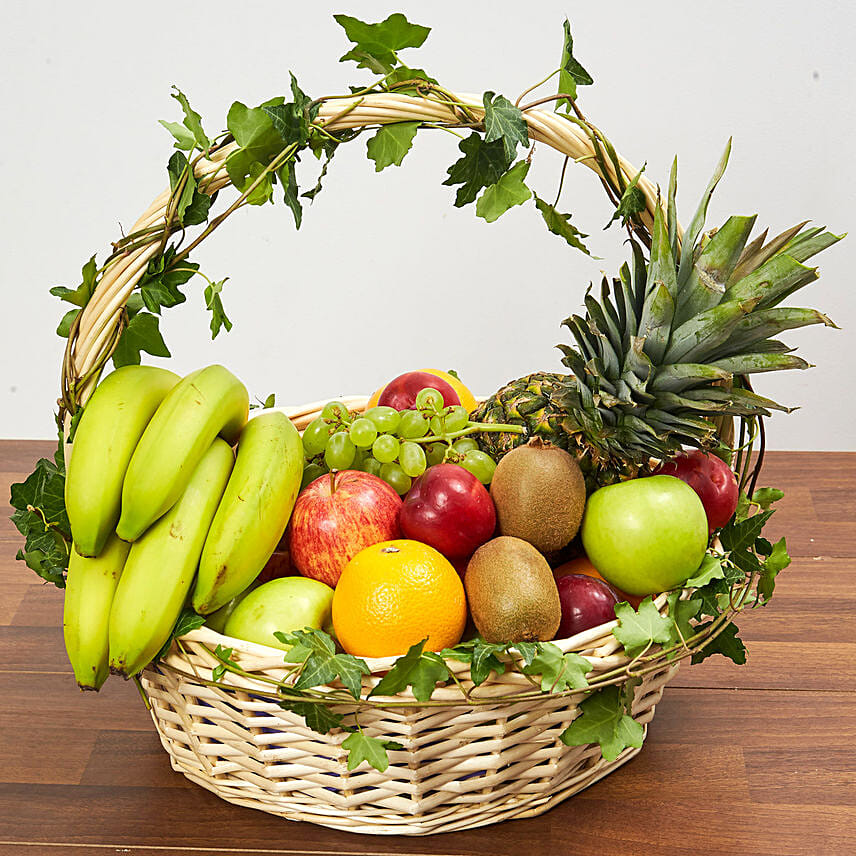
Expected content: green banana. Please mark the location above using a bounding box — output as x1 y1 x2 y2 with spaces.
193 411 303 614
63 534 131 690
116 364 249 542
108 439 234 677
65 365 180 557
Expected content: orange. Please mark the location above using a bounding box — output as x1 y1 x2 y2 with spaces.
332 539 467 658
365 369 478 413
554 556 643 609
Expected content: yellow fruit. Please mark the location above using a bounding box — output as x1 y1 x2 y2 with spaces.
332 539 466 658
365 369 478 413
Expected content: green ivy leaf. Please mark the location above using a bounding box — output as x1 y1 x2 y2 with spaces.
112 312 170 368
263 73 318 149
159 120 195 151
56 309 80 338
50 255 98 307
751 487 785 510
684 554 725 589
279 700 344 734
720 510 774 554
665 592 702 654
334 12 430 73
225 98 286 205
366 121 419 171
342 731 403 772
155 608 206 661
556 19 593 110
560 685 644 762
138 248 198 315
522 643 590 692
534 194 593 255
276 628 370 700
442 132 509 207
758 536 790 602
302 138 337 201
276 160 302 229
734 490 751 522
512 641 540 667
606 165 647 228
612 597 674 658
368 639 448 701
482 91 529 163
476 161 532 223
691 621 747 665
694 578 731 618
168 86 211 152
203 279 232 340
384 66 438 91
166 151 199 225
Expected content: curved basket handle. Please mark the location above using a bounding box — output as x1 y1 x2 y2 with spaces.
62 91 670 435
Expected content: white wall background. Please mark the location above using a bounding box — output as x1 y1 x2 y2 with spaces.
1 0 852 448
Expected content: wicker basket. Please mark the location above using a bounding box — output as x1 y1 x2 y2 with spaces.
60 91 744 835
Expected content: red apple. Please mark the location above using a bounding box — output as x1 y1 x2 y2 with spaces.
556 574 620 639
378 371 461 411
400 464 496 560
653 449 739 533
289 470 402 587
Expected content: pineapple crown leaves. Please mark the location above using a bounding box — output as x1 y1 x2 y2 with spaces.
555 142 843 465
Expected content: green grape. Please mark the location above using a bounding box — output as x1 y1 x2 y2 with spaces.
300 462 327 489
461 450 497 484
302 418 331 456
325 431 356 470
380 462 412 495
444 406 469 433
425 442 448 467
452 437 479 454
349 417 378 449
359 456 383 477
353 448 370 469
415 387 444 411
321 400 350 423
372 434 400 464
364 406 400 433
399 442 427 478
429 415 445 435
398 409 430 439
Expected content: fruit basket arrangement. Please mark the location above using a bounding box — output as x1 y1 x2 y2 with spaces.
11 12 842 837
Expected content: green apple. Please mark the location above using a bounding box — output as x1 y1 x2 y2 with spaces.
204 581 259 634
580 475 708 597
223 577 335 650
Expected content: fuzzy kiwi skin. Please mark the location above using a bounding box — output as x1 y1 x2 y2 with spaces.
465 536 561 643
490 439 586 553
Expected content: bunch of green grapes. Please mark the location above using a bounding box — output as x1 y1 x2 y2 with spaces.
300 388 497 495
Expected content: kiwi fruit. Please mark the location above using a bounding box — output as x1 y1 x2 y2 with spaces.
489 439 586 553
465 536 561 643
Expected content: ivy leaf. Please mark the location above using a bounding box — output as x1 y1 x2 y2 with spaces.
203 279 232 340
366 121 419 171
665 592 702 653
276 160 302 228
612 597 673 658
276 628 369 700
734 491 751 522
695 577 732 618
138 248 198 315
166 151 199 225
556 19 593 110
482 91 529 163
758 537 790 602
691 621 747 666
278 700 343 734
368 639 448 701
302 139 337 201
684 554 725 589
720 510 774 554
476 161 532 223
442 132 509 207
751 487 784 510
342 731 403 772
606 165 647 228
159 120 195 151
168 86 211 152
112 312 170 367
534 194 593 255
440 637 509 686
334 12 430 73
50 255 98 307
522 643 590 692
225 98 286 205
250 393 277 411
155 607 206 660
512 641 539 667
560 685 644 762
263 73 317 149
56 309 80 338
384 66 438 91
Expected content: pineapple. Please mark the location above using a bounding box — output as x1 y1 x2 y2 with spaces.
475 148 841 487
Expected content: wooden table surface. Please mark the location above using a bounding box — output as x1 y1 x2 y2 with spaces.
2 440 854 856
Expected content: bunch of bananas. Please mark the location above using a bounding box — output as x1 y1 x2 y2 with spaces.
62 364 303 689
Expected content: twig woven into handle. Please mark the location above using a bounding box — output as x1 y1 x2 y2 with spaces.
62 91 667 436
